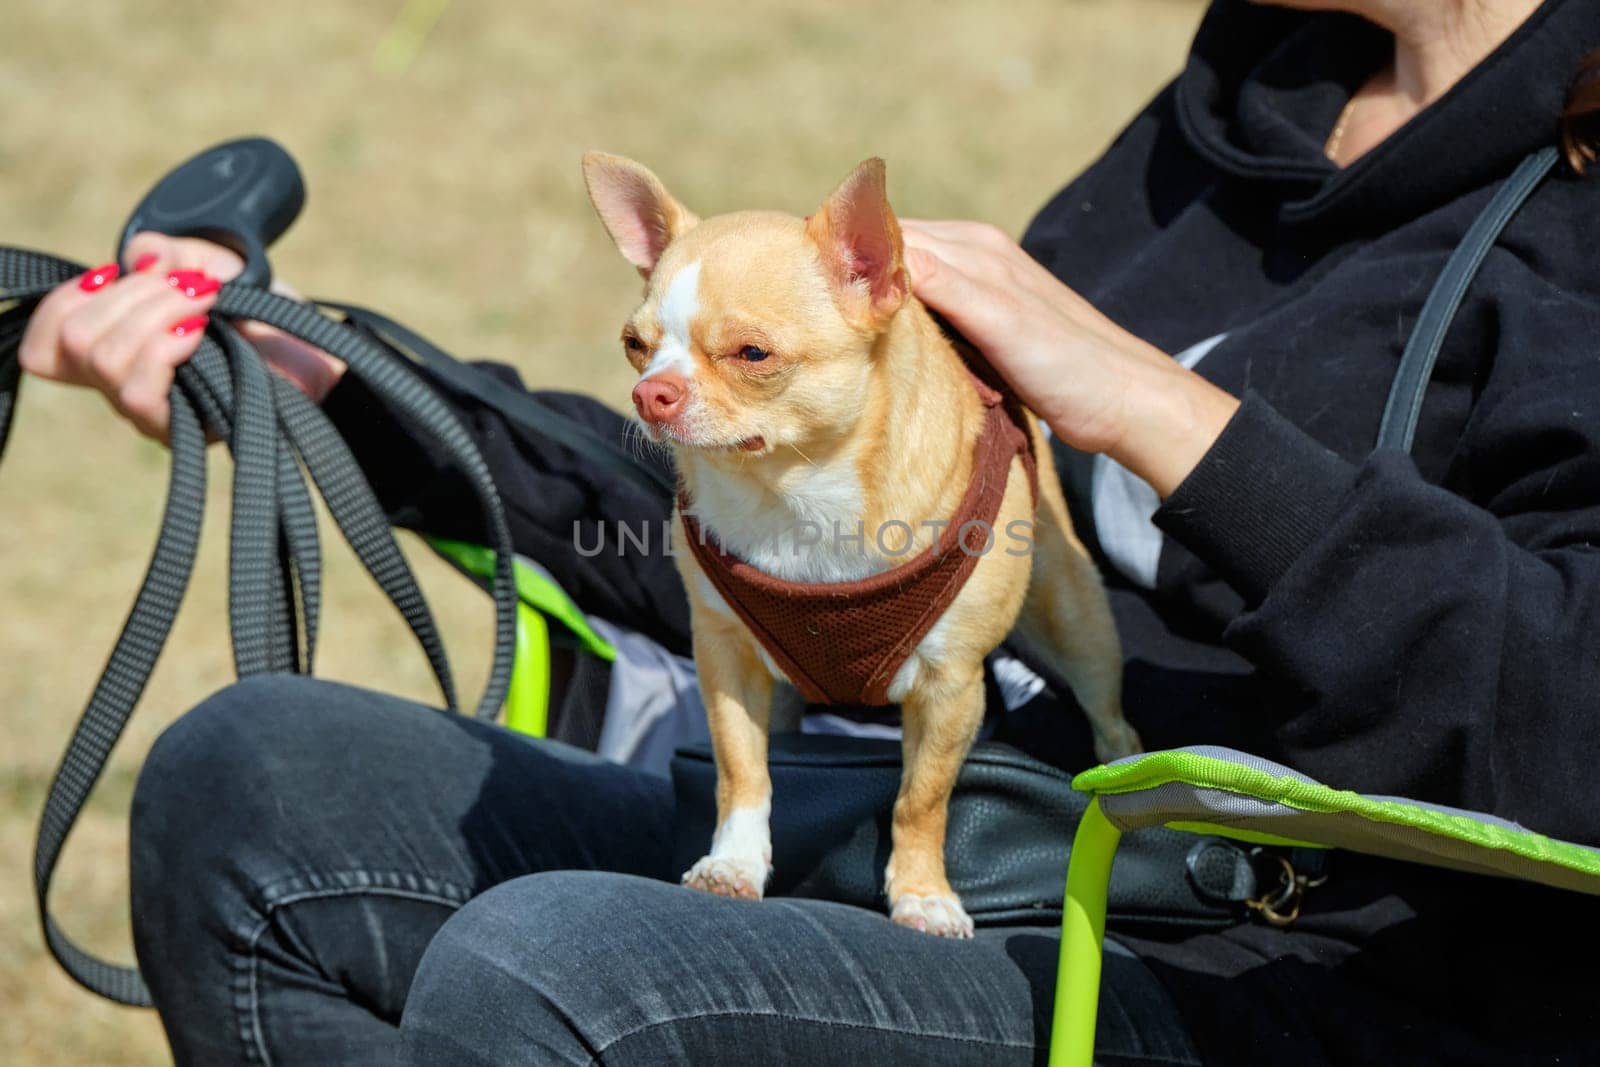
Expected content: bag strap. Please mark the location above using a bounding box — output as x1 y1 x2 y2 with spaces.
0 249 519 1006
1377 146 1559 453
324 299 675 503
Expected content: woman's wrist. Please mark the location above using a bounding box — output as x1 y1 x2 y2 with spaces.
238 322 346 404
1103 354 1240 498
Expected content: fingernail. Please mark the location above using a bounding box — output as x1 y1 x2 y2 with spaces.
132 253 159 272
167 270 220 298
78 263 121 292
169 314 209 337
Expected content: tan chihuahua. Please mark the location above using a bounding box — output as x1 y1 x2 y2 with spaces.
583 153 1140 938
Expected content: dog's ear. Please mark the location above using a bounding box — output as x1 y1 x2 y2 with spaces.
806 158 908 325
582 152 700 278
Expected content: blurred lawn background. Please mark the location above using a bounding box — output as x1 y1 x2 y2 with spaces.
0 0 1204 1061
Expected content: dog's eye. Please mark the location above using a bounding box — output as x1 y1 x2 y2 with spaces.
738 345 770 362
624 335 645 354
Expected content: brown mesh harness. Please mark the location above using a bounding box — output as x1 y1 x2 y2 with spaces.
680 371 1037 706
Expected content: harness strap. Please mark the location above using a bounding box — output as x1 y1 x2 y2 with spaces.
680 371 1037 707
0 248 518 1006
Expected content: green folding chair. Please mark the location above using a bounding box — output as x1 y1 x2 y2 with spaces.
1049 746 1600 1065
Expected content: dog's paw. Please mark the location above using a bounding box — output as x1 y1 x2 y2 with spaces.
1093 720 1144 763
682 855 768 901
890 893 975 939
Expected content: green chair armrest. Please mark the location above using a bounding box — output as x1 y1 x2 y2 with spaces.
1049 747 1600 1067
1073 746 1600 894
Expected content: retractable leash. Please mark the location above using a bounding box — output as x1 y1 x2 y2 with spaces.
0 138 536 1007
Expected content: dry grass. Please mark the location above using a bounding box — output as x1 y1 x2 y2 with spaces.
0 1 1203 1061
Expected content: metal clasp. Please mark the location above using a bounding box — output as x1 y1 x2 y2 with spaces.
1245 853 1329 927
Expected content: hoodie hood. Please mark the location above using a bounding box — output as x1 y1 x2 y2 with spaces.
1175 0 1600 231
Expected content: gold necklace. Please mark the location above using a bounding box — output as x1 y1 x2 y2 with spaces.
1325 96 1359 164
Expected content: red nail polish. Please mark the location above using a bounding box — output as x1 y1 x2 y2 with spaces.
167 270 220 298
133 253 159 272
169 314 209 337
78 263 121 292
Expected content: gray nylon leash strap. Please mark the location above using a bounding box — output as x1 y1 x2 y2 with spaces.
214 284 517 715
0 248 516 1006
1377 146 1559 453
174 328 323 671
269 370 458 710
0 313 26 457
218 314 298 675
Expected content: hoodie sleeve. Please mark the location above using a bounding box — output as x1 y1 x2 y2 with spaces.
1151 284 1600 845
320 361 692 656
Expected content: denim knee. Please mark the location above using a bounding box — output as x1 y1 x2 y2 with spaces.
132 673 454 894
399 871 1046 1067
131 678 311 924
136 678 269 853
400 871 681 1065
133 676 322 868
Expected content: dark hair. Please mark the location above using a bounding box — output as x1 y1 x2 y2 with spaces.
1561 49 1600 173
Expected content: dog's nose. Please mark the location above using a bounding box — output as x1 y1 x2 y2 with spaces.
632 374 687 424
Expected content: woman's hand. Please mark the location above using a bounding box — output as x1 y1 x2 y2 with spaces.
17 232 344 442
901 220 1240 497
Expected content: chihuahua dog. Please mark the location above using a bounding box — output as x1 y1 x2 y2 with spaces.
583 153 1139 937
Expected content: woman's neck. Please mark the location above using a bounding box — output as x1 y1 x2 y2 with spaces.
1328 0 1543 165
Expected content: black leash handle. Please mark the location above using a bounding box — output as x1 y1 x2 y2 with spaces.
117 137 304 288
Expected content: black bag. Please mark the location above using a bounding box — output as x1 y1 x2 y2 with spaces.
671 733 1263 932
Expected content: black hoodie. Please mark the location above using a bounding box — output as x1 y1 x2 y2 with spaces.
1014 0 1600 1060
1022 0 1600 852
323 1 1600 1059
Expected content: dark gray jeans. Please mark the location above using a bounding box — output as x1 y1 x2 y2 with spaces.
128 674 1200 1065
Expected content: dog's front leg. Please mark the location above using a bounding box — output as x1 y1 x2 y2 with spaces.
682 623 775 900
886 664 984 938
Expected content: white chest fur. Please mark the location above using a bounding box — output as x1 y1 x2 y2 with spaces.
684 452 885 584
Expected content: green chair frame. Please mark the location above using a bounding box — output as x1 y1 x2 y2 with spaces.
426 537 615 738
1048 747 1600 1066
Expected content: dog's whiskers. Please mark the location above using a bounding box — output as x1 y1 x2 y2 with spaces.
622 421 673 467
